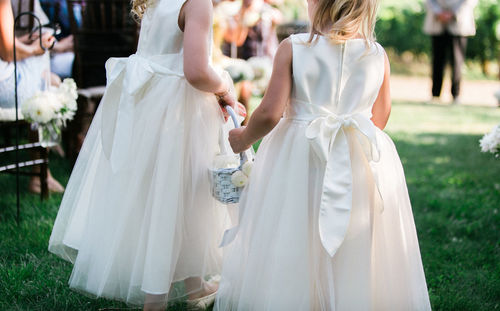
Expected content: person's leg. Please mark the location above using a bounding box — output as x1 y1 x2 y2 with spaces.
451 36 468 100
431 34 448 98
28 128 65 194
185 276 218 300
143 293 167 311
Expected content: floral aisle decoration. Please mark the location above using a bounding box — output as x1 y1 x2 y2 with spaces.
21 78 78 147
480 123 500 157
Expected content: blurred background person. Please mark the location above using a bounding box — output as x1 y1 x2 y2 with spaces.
216 0 282 124
39 0 74 79
424 0 478 105
0 0 64 193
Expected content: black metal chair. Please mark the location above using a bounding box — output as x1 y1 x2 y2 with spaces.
0 121 49 201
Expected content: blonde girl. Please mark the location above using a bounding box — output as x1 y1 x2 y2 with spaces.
215 0 432 309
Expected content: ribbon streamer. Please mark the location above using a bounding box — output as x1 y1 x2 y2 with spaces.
305 112 381 257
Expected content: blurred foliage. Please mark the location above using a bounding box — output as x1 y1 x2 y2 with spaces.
376 0 500 67
467 0 500 64
278 0 500 73
277 0 308 21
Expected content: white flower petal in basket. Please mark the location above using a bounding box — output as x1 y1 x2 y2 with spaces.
213 154 240 169
242 161 253 176
231 171 248 187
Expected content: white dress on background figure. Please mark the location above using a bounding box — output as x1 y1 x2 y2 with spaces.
215 34 432 310
49 0 231 305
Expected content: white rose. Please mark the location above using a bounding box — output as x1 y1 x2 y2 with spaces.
231 170 248 187
241 161 253 176
57 92 77 111
22 92 58 123
49 92 64 112
60 78 78 100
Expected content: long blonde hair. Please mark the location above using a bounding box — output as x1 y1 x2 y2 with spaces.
308 0 378 44
131 0 154 20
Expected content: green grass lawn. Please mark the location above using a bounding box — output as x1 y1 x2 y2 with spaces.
1 101 500 310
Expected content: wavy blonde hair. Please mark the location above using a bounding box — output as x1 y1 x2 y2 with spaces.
308 0 378 44
131 0 154 20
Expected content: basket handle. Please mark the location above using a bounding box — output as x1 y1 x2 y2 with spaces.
225 105 248 166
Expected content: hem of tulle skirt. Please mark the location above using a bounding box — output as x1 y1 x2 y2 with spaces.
141 289 169 295
68 269 221 306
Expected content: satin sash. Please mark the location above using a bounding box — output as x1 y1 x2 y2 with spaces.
220 109 384 254
304 111 382 257
100 54 184 172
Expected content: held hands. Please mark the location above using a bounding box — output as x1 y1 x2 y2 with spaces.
216 91 248 121
437 11 454 24
229 126 252 154
215 70 247 121
27 32 56 55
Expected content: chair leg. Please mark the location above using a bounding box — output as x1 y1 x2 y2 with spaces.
40 147 49 200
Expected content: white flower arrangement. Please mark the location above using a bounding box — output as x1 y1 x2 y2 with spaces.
22 78 78 126
247 56 273 95
21 78 78 146
480 123 500 157
224 58 255 83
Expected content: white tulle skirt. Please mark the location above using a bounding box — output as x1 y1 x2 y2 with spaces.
215 119 431 311
49 73 233 305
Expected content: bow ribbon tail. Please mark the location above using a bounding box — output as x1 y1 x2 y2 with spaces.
220 198 246 247
108 95 135 172
101 55 156 173
101 60 127 163
319 128 353 257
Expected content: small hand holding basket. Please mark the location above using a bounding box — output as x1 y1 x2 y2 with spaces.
210 106 252 204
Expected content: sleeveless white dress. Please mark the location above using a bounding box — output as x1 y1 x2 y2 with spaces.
215 34 431 310
48 0 231 305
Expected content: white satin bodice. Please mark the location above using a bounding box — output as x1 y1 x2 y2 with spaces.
283 34 386 258
135 0 186 73
287 34 385 121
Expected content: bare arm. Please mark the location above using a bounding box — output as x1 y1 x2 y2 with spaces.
371 51 391 130
181 0 228 95
0 0 53 62
228 38 292 153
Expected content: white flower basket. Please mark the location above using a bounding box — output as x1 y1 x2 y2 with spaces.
210 106 250 204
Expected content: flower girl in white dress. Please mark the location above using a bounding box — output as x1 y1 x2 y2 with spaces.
216 0 432 309
48 0 243 309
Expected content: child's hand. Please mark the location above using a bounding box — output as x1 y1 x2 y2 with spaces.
219 100 246 122
236 102 247 117
229 127 252 153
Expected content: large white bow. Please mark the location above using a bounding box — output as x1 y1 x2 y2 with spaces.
305 113 381 257
101 54 184 172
